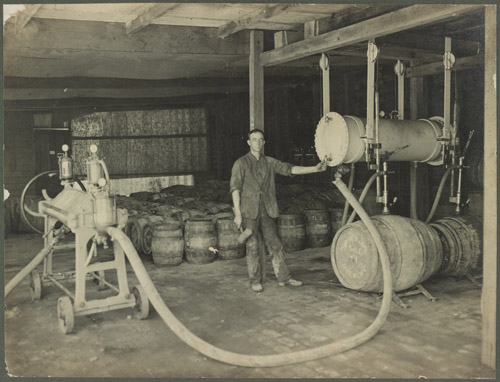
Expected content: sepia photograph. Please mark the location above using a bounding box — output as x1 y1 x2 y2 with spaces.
2 2 497 379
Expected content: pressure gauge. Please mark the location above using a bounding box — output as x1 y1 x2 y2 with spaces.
62 144 69 152
90 144 98 153
98 178 107 188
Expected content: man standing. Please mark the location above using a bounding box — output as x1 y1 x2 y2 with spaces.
230 129 328 292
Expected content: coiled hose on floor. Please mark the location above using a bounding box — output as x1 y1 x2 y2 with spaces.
104 176 392 368
5 180 392 367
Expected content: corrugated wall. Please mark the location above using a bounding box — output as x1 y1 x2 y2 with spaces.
71 108 209 176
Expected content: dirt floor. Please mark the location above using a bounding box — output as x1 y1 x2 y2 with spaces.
3 232 496 379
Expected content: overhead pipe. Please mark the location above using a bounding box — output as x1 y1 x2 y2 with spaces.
315 112 444 167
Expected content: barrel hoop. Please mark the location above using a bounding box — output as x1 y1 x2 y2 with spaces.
371 216 403 288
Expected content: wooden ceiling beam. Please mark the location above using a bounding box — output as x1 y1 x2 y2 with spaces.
330 44 443 62
12 4 42 29
125 4 179 34
261 4 484 67
405 54 483 77
380 32 481 57
218 4 299 38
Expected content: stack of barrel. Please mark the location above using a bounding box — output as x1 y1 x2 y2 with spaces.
330 214 482 293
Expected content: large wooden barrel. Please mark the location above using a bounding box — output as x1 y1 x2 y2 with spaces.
184 218 217 264
430 216 482 276
277 213 306 252
151 223 184 266
216 218 245 260
128 215 164 254
331 215 443 292
303 209 332 248
329 207 344 236
466 151 483 190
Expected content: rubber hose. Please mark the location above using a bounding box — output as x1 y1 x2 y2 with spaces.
106 188 392 368
341 164 355 226
424 165 459 224
20 170 58 234
347 172 383 225
5 239 58 298
410 162 418 220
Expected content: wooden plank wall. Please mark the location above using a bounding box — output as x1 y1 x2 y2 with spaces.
3 111 35 197
71 107 209 177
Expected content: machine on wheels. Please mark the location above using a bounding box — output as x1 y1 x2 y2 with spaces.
19 144 149 334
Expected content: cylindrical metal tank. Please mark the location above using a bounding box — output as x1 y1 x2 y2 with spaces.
315 112 444 167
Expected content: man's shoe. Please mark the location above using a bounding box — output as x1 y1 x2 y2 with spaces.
251 282 263 292
278 278 303 287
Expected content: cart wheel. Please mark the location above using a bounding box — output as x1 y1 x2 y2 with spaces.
29 271 42 301
57 296 74 334
132 285 149 320
93 270 107 291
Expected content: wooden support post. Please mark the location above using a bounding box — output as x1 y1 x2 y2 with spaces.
481 4 496 370
249 30 266 281
249 30 264 132
409 61 429 219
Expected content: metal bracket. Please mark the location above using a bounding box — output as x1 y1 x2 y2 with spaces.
394 60 405 76
367 41 379 62
443 51 456 70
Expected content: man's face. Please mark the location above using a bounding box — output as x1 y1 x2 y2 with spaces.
247 132 265 152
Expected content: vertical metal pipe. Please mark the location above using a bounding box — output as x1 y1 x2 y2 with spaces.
375 91 381 197
410 162 418 220
455 157 463 213
382 162 390 214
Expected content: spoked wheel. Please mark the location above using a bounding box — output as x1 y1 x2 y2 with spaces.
29 270 42 301
57 296 75 334
20 169 87 234
132 285 149 320
92 269 107 291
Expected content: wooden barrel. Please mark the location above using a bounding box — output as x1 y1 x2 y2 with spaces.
128 215 164 254
466 151 483 190
184 218 217 264
303 209 332 248
430 216 482 276
216 218 245 260
277 213 306 252
331 215 443 292
141 216 166 255
329 207 344 236
151 223 184 266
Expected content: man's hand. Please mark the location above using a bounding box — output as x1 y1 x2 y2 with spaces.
315 157 328 172
234 213 242 229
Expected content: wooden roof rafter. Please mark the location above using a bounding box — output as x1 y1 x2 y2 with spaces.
218 4 300 38
125 3 180 34
261 4 484 67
